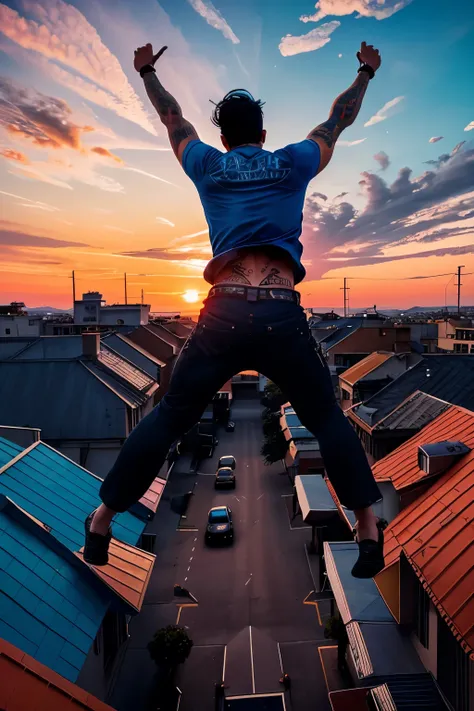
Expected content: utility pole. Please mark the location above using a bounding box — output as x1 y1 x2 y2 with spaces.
141 288 144 305
72 270 76 304
124 273 128 305
457 265 464 316
340 278 350 317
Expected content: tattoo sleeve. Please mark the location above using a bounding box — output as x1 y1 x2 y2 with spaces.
143 72 198 153
309 72 370 149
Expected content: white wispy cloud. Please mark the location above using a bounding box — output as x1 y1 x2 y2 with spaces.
156 217 176 227
465 121 474 132
0 0 155 134
429 136 444 143
279 21 340 57
104 225 135 235
0 189 60 211
187 0 240 43
364 96 404 127
300 0 412 23
169 229 209 245
338 138 367 146
125 167 180 188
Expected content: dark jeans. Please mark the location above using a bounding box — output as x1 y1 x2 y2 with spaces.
100 294 381 512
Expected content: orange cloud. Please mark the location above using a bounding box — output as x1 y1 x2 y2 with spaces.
91 146 124 163
0 148 30 164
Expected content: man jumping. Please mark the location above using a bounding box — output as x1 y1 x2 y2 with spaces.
84 41 385 578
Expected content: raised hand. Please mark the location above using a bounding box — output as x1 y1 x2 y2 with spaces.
134 43 168 72
356 41 381 72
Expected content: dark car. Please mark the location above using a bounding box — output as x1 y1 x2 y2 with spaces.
215 466 236 489
226 421 235 433
218 455 236 470
205 506 234 544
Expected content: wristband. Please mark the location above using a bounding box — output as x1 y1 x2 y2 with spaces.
358 63 375 79
139 64 156 78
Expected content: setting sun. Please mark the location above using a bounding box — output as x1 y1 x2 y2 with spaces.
182 290 199 304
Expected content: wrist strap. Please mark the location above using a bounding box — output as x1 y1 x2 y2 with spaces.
140 64 156 78
358 63 375 79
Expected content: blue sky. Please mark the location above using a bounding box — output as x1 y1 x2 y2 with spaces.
0 0 473 308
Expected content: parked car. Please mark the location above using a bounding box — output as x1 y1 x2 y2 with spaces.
215 467 236 489
218 455 236 470
226 420 235 433
205 506 234 544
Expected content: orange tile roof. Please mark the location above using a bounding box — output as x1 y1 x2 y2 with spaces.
139 476 167 514
0 638 115 711
76 538 155 612
380 424 474 657
340 351 393 386
373 405 474 490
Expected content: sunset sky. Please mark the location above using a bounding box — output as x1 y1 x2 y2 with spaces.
1 0 473 312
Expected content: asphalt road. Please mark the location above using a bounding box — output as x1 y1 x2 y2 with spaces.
175 396 332 711
110 395 332 711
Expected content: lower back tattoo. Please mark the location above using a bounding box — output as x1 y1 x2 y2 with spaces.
259 268 292 287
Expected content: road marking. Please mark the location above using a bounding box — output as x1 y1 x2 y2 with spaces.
176 606 183 624
249 626 256 694
187 566 191 572
257 493 264 500
281 494 293 498
222 644 227 682
318 645 337 695
184 577 188 581
253 520 259 525
194 537 197 542
277 642 284 674
241 496 247 500
177 528 199 532
192 547 195 552
234 496 240 502
189 557 193 562
245 575 252 586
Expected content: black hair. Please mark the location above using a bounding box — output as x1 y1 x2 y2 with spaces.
210 89 265 149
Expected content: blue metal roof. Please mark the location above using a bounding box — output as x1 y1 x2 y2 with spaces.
288 427 315 440
0 439 22 468
285 413 303 428
0 496 110 682
0 439 145 549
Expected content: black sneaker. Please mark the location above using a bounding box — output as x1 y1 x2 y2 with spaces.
84 511 112 566
351 518 387 579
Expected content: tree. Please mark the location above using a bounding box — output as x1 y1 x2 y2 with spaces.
148 625 193 674
262 408 280 438
261 430 289 465
261 381 286 412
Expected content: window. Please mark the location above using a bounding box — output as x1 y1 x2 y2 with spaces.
29 319 35 326
5 328 10 335
414 582 430 648
471 345 474 354
437 614 470 711
461 344 469 353
341 388 351 400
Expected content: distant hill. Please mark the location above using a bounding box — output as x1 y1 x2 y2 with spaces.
26 306 73 314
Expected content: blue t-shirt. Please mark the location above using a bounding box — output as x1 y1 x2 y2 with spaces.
182 139 320 284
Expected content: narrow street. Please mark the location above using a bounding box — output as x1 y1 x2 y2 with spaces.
110 394 332 711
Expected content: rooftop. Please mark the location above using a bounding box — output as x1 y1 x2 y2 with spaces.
0 439 145 550
320 319 364 349
380 407 474 656
0 495 112 682
340 351 394 386
373 405 474 490
295 475 339 524
372 390 450 432
351 355 474 427
0 638 116 711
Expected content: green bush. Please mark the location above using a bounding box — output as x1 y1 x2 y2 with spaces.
147 625 193 671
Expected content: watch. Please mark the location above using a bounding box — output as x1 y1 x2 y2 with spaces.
139 64 156 78
358 63 375 80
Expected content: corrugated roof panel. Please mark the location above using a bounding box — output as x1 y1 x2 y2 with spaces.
374 391 450 432
372 406 474 490
82 361 147 407
0 498 109 682
381 411 474 655
354 356 474 427
0 442 145 550
98 349 154 392
0 438 22 468
77 538 155 612
0 637 116 711
341 352 393 386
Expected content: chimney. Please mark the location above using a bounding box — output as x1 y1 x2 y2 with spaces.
82 332 100 359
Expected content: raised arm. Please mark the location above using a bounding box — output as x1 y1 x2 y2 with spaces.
134 44 199 164
308 42 381 174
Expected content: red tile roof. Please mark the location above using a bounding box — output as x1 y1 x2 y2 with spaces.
380 410 474 656
0 638 115 710
373 405 474 490
139 476 167 514
340 352 393 386
76 538 155 612
329 688 369 711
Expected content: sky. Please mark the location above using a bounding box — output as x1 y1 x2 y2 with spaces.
0 0 473 312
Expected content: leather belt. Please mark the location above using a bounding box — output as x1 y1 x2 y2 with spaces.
208 285 300 305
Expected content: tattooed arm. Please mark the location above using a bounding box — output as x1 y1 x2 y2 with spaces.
134 43 199 164
308 41 381 174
